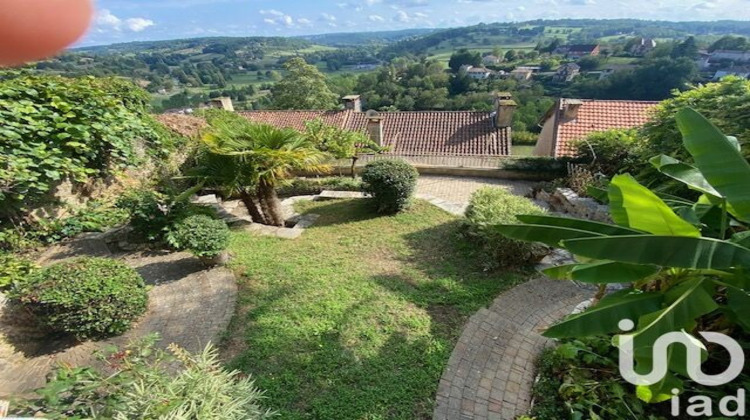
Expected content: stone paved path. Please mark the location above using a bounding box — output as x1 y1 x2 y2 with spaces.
0 249 237 397
417 176 536 207
433 278 593 420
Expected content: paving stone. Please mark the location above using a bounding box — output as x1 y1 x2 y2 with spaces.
432 277 593 420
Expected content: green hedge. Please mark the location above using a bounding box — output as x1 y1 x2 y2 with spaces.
11 257 148 339
464 187 548 269
361 159 419 214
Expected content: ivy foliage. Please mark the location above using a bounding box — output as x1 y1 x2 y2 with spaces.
0 72 174 214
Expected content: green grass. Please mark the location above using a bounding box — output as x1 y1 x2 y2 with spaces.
513 145 537 157
224 199 525 419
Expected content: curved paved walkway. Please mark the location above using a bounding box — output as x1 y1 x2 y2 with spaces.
0 250 237 397
433 277 593 420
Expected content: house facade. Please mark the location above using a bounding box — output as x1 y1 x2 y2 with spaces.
553 63 581 82
630 38 657 56
554 44 601 60
534 98 658 158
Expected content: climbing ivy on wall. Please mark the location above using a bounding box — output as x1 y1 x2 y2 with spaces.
0 71 176 216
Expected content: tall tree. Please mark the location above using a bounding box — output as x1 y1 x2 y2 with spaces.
448 49 482 73
271 57 338 110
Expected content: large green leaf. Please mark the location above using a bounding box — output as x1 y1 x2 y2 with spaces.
494 224 603 248
677 108 750 222
516 215 642 236
542 261 660 284
731 231 750 248
724 283 750 332
649 155 721 197
631 278 718 349
543 289 663 338
608 174 701 237
563 235 750 270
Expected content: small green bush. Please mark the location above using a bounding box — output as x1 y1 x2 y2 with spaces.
361 159 418 214
572 129 641 176
512 131 540 145
11 257 148 339
277 177 362 197
116 188 215 242
0 253 37 289
464 187 548 269
167 215 230 258
12 334 275 419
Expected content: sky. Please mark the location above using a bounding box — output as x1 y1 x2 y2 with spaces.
83 0 750 46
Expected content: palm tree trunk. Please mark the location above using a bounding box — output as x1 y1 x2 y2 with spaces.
350 156 358 179
259 179 285 227
239 189 267 225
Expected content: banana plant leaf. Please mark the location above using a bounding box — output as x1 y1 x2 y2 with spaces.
494 224 604 248
516 215 643 236
608 174 701 237
731 231 750 248
677 108 750 223
563 235 750 270
543 289 664 338
542 261 660 284
649 155 721 197
721 282 750 332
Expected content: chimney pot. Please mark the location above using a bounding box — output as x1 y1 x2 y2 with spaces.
343 95 362 112
562 99 584 120
494 98 517 128
208 97 234 112
365 110 384 146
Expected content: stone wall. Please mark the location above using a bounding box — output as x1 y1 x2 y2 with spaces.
534 188 610 222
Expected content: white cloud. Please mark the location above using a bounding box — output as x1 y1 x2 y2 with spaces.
96 9 154 32
369 14 386 22
125 18 155 32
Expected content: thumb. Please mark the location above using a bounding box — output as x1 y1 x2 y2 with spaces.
0 0 93 67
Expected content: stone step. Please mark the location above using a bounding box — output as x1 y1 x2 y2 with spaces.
316 190 366 200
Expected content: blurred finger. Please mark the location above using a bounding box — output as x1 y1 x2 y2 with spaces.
0 0 93 67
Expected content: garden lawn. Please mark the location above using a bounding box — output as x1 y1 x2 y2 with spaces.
224 199 525 419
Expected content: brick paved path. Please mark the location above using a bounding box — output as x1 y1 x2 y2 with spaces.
0 250 237 397
433 277 593 420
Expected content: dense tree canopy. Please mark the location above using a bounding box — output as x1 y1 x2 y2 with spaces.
270 57 338 110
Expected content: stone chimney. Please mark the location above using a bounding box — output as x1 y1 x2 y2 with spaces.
561 99 584 121
365 110 384 146
208 97 234 112
493 93 517 128
343 95 362 112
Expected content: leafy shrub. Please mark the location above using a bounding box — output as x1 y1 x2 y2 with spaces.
12 334 275 419
116 188 215 242
0 201 129 251
10 257 148 339
361 159 418 214
572 129 642 176
277 177 362 197
512 130 540 145
0 253 37 289
530 337 661 419
167 215 230 258
464 187 548 269
0 72 173 216
499 157 578 178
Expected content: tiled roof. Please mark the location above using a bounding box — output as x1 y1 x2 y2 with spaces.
242 109 510 157
157 109 511 157
238 110 351 132
553 99 659 157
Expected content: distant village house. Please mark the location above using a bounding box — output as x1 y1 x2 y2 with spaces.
553 63 580 82
629 38 657 56
553 44 601 60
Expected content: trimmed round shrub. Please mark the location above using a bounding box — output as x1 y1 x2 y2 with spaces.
10 257 148 339
361 159 419 214
464 187 549 269
166 215 230 258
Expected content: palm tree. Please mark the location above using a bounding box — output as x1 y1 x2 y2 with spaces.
194 115 328 227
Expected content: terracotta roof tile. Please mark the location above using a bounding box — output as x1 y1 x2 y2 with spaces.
242 109 511 157
554 99 659 157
